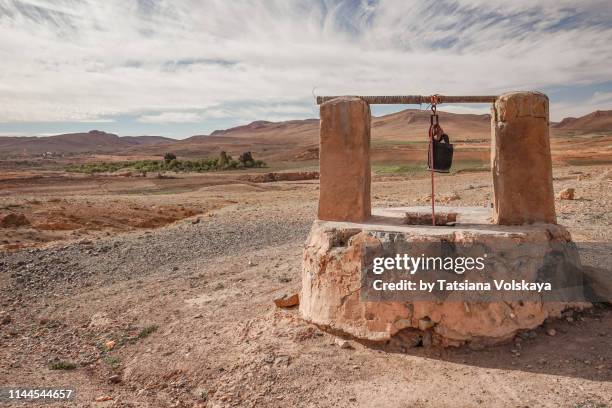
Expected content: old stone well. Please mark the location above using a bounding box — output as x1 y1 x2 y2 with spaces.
300 92 589 348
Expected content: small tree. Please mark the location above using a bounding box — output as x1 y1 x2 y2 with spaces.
218 151 229 168
164 153 177 163
167 159 179 170
239 151 254 165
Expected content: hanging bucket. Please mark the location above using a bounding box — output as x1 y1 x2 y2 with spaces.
427 133 453 173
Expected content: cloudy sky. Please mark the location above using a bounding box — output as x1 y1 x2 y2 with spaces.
0 0 611 138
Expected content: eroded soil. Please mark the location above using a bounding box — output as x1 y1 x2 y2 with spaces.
0 165 611 407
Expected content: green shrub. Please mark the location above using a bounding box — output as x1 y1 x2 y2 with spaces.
49 360 77 370
65 152 265 174
218 151 229 167
164 152 177 163
138 325 159 339
103 356 121 368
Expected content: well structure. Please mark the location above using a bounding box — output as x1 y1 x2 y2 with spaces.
300 92 586 347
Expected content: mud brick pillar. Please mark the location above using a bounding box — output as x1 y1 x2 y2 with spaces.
491 91 556 225
318 96 371 222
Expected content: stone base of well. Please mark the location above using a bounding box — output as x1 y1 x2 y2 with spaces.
300 207 588 347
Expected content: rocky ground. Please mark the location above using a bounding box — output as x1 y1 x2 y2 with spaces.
0 165 611 407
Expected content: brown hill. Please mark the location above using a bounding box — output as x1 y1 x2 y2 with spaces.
552 110 612 132
128 110 493 162
371 109 490 141
2 109 610 165
130 119 321 162
0 130 173 156
138 108 608 165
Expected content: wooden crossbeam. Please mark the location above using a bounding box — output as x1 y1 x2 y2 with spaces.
316 95 497 105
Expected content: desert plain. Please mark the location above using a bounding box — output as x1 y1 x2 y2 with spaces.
0 108 611 407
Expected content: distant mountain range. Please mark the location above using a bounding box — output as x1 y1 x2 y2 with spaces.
0 130 173 156
551 110 612 132
0 110 610 159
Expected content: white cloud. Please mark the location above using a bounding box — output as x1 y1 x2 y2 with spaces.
137 111 206 123
590 91 612 106
136 103 315 124
0 0 610 124
551 93 612 121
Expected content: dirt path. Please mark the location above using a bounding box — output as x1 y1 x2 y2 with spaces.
1 167 611 407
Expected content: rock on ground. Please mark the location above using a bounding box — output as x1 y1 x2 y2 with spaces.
559 188 576 200
0 212 30 227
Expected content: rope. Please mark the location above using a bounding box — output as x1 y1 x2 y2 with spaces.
428 95 441 226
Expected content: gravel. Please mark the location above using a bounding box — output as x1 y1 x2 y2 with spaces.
0 203 315 300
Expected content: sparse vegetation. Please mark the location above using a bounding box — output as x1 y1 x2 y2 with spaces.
65 161 128 174
103 356 121 368
372 160 488 175
373 164 426 175
218 151 229 167
138 325 159 339
572 401 608 408
49 360 77 370
199 390 209 401
163 152 177 163
566 158 612 166
65 152 265 174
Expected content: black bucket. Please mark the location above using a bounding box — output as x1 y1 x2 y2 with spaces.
428 133 453 173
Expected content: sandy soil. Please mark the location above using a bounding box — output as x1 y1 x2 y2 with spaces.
0 171 281 250
0 164 611 407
